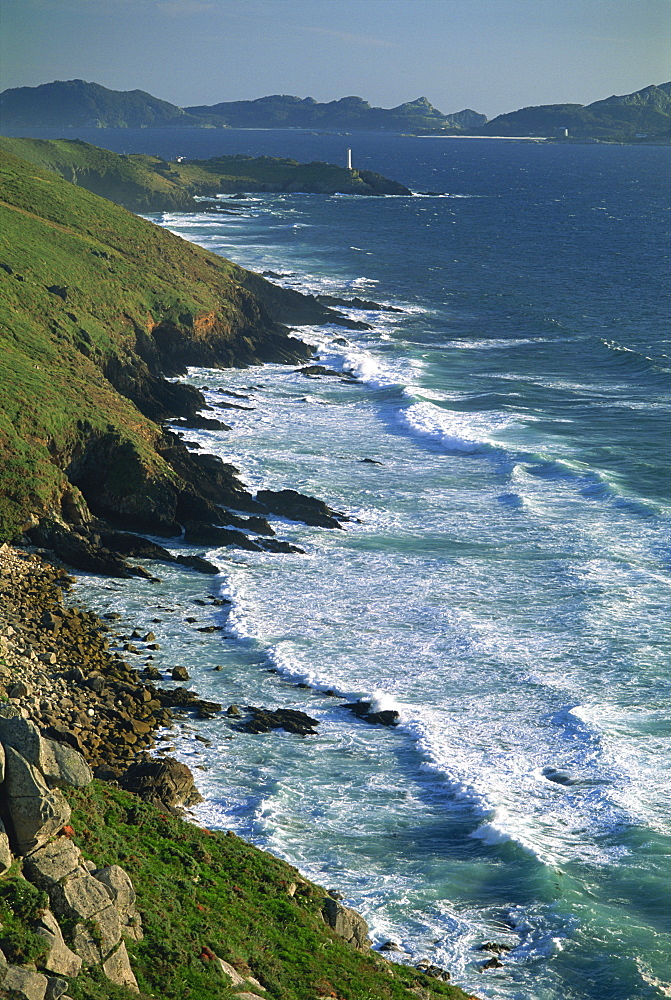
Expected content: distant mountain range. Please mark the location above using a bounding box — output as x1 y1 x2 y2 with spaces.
0 80 484 132
184 94 486 132
1 78 670 141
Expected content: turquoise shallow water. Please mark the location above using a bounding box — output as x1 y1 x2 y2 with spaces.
68 132 671 999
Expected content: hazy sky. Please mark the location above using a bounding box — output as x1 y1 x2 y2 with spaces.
2 0 670 118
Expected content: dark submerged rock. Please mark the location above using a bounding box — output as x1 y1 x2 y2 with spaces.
256 488 352 529
342 701 400 727
239 707 319 736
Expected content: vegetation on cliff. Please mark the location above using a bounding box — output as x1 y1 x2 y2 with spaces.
184 93 485 132
0 147 323 543
49 781 471 999
0 79 219 129
0 137 411 212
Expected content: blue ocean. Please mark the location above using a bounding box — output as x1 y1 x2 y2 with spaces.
22 126 671 999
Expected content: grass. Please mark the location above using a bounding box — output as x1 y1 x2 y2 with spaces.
0 138 410 210
58 781 474 1000
0 147 301 540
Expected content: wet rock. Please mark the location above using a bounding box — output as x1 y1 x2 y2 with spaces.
342 701 399 727
118 756 203 812
174 554 221 574
322 897 371 951
481 956 504 970
479 942 512 955
171 414 230 431
379 940 402 952
240 707 319 736
171 665 190 681
258 538 305 554
316 294 404 313
183 522 264 550
256 489 351 529
156 687 221 717
414 959 451 981
295 365 353 379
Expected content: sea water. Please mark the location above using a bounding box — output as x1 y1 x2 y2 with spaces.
48 129 671 999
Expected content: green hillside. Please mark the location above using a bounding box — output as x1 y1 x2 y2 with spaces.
0 147 311 542
185 93 486 131
476 81 671 140
53 781 472 999
0 137 411 212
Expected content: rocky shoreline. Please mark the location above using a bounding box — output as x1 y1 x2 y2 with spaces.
0 540 476 1000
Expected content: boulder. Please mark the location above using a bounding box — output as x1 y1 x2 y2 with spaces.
93 864 136 912
93 865 142 940
23 838 82 890
102 942 139 992
118 756 203 812
44 979 69 1000
49 872 115 922
0 816 12 875
322 897 371 951
1 965 49 999
2 747 71 854
0 712 92 788
41 740 93 789
35 910 83 978
71 922 101 966
216 959 246 987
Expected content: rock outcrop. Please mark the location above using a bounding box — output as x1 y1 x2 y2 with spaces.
0 712 142 995
322 896 372 951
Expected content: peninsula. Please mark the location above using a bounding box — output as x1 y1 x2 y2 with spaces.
0 137 411 212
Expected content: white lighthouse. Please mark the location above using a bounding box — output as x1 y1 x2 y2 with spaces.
347 148 352 170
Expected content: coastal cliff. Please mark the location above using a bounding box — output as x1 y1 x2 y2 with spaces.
0 138 412 213
0 152 477 997
0 146 368 558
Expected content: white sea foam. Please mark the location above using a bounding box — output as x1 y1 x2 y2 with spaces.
397 401 515 453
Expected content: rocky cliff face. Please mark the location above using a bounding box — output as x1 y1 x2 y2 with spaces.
0 706 143 998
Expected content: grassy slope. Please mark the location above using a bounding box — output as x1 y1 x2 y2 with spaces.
0 148 299 540
55 782 473 1000
0 138 410 211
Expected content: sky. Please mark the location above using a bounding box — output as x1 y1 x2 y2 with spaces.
1 0 670 119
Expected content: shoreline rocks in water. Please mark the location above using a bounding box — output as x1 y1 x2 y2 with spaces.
0 543 478 999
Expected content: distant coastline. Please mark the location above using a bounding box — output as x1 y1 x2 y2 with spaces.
2 78 670 143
